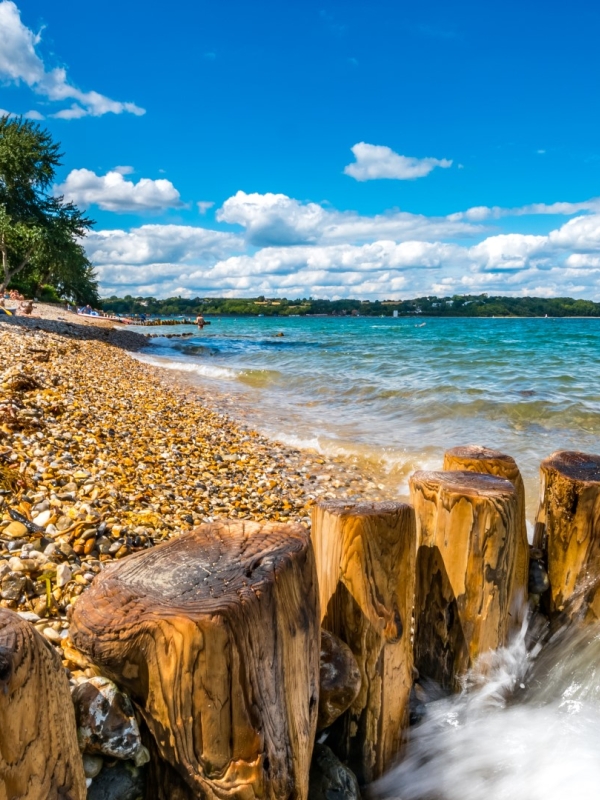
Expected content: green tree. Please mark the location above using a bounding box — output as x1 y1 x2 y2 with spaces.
0 115 94 297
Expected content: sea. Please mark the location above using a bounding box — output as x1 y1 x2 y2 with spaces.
133 314 600 800
133 315 600 526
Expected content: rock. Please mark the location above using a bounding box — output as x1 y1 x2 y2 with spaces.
87 761 144 800
529 559 550 595
0 561 10 580
17 610 40 622
57 563 73 587
8 557 24 572
4 521 28 538
72 676 148 765
32 509 52 527
308 744 361 800
1 573 25 601
83 753 104 779
317 630 362 730
43 626 62 642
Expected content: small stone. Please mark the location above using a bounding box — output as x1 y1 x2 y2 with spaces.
529 560 550 595
0 561 10 580
56 563 72 587
8 557 25 572
32 509 51 527
82 753 104 780
43 626 62 642
4 521 28 538
17 610 40 622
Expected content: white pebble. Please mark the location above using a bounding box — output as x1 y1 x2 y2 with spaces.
17 611 40 622
43 627 61 642
32 509 51 527
56 563 72 587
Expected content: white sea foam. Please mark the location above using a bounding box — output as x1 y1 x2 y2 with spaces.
133 354 237 380
373 618 600 800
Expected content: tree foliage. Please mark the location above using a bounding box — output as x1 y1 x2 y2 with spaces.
0 115 98 303
100 293 600 318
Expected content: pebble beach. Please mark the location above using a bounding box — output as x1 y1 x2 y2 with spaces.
0 306 380 685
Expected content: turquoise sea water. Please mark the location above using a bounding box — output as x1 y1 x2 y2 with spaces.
133 316 600 522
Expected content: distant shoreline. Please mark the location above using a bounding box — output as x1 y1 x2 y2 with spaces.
100 294 600 320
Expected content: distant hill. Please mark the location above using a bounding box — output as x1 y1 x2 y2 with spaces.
100 293 600 318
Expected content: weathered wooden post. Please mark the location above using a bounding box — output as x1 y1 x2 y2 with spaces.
534 451 600 619
0 609 86 800
70 520 320 800
410 470 518 688
311 501 416 784
443 445 529 624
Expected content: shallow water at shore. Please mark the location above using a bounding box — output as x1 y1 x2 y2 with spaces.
133 316 600 522
373 615 600 800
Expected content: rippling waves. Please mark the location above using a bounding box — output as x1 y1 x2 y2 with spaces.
133 316 600 520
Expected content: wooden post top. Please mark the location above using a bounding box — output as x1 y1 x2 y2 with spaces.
444 445 518 466
411 469 516 498
72 519 311 626
313 500 412 518
541 450 600 484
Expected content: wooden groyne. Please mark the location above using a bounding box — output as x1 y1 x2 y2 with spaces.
2 446 600 797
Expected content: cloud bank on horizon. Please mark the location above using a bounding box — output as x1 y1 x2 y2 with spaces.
0 1 144 119
84 185 600 302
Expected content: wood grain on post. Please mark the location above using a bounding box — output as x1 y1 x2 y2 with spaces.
70 520 320 800
311 501 416 784
410 470 518 688
0 609 86 800
443 445 529 622
535 451 600 619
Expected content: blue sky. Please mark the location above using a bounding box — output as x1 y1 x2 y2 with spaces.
2 0 600 299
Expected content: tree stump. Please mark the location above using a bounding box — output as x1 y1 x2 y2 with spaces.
443 445 529 622
534 451 600 619
410 470 518 688
311 501 416 784
70 520 320 800
0 609 86 800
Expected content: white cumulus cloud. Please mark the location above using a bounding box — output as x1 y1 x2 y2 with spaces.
0 1 145 119
217 191 480 247
78 193 600 301
86 224 242 267
344 142 452 181
56 168 184 212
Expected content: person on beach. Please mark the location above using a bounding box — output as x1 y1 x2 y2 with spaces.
196 315 205 328
18 299 34 315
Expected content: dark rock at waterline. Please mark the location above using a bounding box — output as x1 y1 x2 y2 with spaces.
72 676 148 765
318 630 362 730
309 744 361 800
529 559 550 595
87 761 145 800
